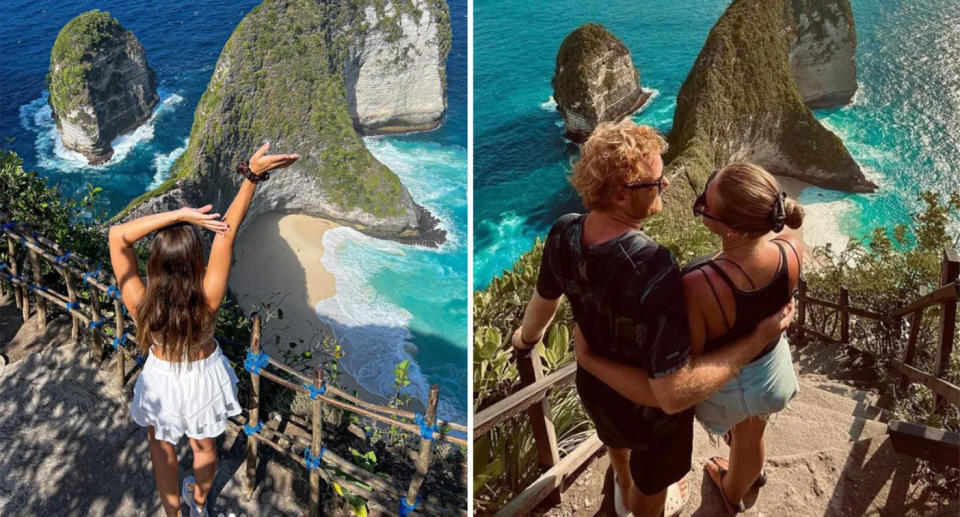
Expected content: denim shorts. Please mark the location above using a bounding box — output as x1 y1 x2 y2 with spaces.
695 334 799 435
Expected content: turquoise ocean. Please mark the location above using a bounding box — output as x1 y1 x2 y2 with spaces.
474 0 960 288
0 0 467 421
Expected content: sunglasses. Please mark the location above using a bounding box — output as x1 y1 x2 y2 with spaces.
624 173 667 194
692 168 733 226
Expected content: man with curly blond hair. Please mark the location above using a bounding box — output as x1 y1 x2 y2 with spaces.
512 119 793 517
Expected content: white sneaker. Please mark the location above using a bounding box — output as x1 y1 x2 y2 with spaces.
181 476 209 517
613 473 633 517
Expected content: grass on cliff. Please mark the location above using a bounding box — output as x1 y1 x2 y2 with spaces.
551 23 633 116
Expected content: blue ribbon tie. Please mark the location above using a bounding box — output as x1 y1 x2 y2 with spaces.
399 495 421 517
243 420 263 436
0 221 16 231
413 413 436 441
54 251 73 265
303 382 326 399
243 350 270 374
135 355 145 366
106 285 121 299
112 333 127 350
66 301 77 310
304 445 326 472
88 319 105 329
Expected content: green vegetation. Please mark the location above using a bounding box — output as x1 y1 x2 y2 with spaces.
47 11 126 115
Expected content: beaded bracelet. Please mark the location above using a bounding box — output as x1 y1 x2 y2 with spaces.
236 161 270 183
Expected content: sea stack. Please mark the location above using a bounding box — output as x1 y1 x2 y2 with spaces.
47 10 159 165
116 0 449 247
345 0 451 134
663 0 875 202
551 23 651 143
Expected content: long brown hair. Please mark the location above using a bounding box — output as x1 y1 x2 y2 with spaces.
714 162 805 236
135 223 215 361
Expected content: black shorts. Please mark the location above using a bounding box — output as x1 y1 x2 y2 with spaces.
578 370 694 494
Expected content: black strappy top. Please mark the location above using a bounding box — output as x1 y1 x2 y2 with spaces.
684 239 799 362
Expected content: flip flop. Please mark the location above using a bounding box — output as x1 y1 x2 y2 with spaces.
722 430 767 488
705 457 746 514
662 475 690 517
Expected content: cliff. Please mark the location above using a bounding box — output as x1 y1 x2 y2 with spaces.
117 0 450 245
661 0 874 220
46 10 159 165
789 0 858 108
551 23 651 142
345 0 451 134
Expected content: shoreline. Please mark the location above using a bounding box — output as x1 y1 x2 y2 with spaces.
228 212 390 406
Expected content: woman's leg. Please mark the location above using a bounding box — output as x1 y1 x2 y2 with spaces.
147 426 180 516
188 436 218 509
723 416 766 503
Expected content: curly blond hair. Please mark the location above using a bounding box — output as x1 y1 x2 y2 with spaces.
569 119 667 210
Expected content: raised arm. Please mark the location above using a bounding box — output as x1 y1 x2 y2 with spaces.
202 142 299 312
512 291 563 350
109 206 227 317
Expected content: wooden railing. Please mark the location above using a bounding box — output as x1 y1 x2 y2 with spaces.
474 345 602 516
0 218 467 516
795 249 960 414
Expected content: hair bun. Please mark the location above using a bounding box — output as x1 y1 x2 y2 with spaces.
784 198 805 229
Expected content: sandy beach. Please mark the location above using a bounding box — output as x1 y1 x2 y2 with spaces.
229 212 388 405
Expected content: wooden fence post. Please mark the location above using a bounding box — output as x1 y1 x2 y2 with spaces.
514 343 562 506
245 314 262 501
934 249 959 412
61 268 80 345
88 283 105 360
900 310 924 392
840 287 850 345
27 245 47 328
404 385 439 514
114 295 125 388
797 278 807 344
310 366 324 517
8 238 29 320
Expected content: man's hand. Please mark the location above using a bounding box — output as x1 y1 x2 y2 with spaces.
249 141 300 175
178 205 229 237
511 327 539 350
752 301 795 347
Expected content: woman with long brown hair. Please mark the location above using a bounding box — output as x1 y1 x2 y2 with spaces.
576 161 804 514
109 142 298 516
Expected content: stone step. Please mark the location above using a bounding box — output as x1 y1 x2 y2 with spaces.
795 376 889 422
689 399 889 462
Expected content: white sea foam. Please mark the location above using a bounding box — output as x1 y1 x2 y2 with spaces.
149 138 189 190
19 91 183 172
540 95 557 111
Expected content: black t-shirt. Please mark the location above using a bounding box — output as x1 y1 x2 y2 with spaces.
536 213 693 447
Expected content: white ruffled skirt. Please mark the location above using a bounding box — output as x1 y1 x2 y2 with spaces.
130 342 242 444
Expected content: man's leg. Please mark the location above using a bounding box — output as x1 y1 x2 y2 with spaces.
625 414 694 517
608 447 632 496
147 426 180 517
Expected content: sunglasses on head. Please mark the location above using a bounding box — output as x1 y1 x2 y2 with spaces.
624 173 666 194
692 168 732 226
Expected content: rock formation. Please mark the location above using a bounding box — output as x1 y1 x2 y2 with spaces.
47 10 159 165
345 0 451 134
117 0 450 246
789 0 858 108
552 23 651 142
661 0 874 229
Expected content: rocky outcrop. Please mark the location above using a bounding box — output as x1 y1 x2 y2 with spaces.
46 10 159 165
345 0 451 134
661 0 874 225
551 23 651 142
117 0 450 246
789 0 858 108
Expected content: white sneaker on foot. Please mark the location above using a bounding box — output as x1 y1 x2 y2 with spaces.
181 476 208 517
